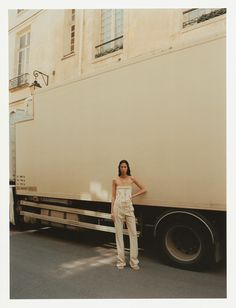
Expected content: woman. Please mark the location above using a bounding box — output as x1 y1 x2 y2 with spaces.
111 160 147 270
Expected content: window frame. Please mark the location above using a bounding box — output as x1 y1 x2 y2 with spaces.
17 30 30 77
62 9 76 58
17 9 25 15
95 9 124 59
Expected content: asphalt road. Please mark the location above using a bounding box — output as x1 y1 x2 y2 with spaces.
10 225 226 299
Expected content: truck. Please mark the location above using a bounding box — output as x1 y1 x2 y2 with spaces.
10 35 226 271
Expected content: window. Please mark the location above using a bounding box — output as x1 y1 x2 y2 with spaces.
71 9 76 52
17 31 30 76
9 30 31 89
63 9 76 56
95 9 123 58
183 8 226 28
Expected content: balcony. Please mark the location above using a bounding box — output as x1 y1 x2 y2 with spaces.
183 8 226 28
95 36 123 59
9 73 30 91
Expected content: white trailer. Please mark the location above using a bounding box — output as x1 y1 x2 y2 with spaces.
12 37 226 270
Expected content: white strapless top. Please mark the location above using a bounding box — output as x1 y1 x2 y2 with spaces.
115 185 132 202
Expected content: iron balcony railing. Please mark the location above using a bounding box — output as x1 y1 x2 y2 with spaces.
183 8 226 28
95 35 123 58
9 73 30 90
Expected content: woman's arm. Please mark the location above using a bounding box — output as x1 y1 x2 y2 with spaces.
111 179 117 221
131 177 147 200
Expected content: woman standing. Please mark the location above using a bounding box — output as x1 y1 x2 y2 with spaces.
111 160 147 270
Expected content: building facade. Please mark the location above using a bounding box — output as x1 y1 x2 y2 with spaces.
9 8 226 111
9 9 226 182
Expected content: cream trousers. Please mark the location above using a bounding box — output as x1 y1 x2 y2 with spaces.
114 200 139 268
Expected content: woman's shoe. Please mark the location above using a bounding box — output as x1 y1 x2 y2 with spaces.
117 265 124 270
131 265 140 270
117 263 126 270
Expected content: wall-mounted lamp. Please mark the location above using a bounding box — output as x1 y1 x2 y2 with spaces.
29 70 49 93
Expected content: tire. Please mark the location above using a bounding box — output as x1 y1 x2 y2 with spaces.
154 211 216 271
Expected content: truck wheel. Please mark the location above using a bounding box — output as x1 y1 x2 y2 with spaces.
154 211 216 270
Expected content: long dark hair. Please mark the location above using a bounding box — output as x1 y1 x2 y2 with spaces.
118 160 131 176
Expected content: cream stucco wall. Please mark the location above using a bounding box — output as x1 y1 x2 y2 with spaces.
9 8 226 110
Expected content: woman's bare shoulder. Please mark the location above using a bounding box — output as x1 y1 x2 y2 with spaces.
130 176 141 185
130 176 136 182
112 178 119 185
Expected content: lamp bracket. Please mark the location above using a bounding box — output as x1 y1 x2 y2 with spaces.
33 70 49 86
